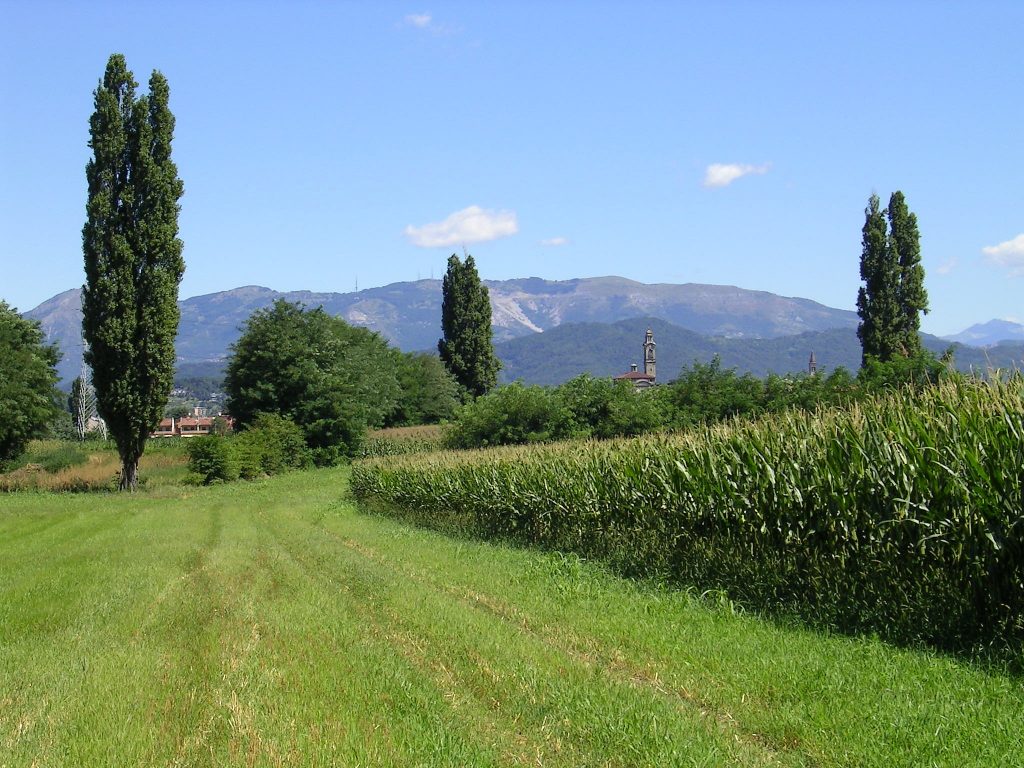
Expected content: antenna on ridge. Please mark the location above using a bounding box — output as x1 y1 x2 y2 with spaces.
355 276 358 292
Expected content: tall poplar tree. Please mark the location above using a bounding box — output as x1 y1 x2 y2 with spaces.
888 191 929 356
438 253 500 398
856 191 929 366
856 193 901 365
82 54 184 490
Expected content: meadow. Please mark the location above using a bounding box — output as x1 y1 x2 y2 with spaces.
2 462 1023 766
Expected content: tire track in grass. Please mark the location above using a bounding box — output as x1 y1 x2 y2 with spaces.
231 498 502 766
260 510 538 768
176 499 353 768
273 506 624 765
375 620 544 767
278 510 774 767
329 531 794 768
346 550 747 767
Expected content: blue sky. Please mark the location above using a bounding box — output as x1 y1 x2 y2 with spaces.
2 1 1021 336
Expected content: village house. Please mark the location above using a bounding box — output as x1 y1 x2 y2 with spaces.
150 407 234 438
150 419 177 438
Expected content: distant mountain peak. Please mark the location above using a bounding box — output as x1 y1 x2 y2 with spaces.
943 318 1024 347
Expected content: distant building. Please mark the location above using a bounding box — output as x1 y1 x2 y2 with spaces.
614 328 657 389
150 414 234 439
151 418 177 438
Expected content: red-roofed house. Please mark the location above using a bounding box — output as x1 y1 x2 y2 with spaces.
149 412 234 438
177 416 214 437
151 418 177 438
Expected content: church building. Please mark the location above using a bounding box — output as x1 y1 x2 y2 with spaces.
613 328 657 389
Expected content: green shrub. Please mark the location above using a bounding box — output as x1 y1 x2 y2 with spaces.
1 440 89 474
858 349 948 392
186 436 239 484
234 413 311 478
555 375 663 439
666 357 764 426
37 443 89 473
446 383 571 449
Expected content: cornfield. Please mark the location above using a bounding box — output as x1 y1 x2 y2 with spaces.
352 377 1024 658
357 424 448 458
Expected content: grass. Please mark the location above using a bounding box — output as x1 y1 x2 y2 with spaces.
0 439 191 492
1 440 90 473
0 467 1021 766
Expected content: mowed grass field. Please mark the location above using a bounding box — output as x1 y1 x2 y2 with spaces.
1 468 1022 767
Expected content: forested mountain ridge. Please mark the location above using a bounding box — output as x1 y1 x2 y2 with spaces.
23 277 1020 386
25 277 857 383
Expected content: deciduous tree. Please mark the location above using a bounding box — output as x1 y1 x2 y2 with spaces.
389 351 461 425
0 302 61 464
224 300 401 464
82 54 184 490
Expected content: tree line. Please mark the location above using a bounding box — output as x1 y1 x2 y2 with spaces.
441 352 952 450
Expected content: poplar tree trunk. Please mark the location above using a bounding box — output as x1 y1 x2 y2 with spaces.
119 456 139 492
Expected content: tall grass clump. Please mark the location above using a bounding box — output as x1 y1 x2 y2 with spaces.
0 439 189 492
352 376 1024 660
2 439 91 474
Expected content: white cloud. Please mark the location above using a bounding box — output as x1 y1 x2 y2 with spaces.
404 206 519 248
404 13 432 28
935 257 958 275
703 162 771 188
540 237 569 246
982 234 1024 275
402 12 459 35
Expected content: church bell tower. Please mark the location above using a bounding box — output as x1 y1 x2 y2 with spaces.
643 328 656 380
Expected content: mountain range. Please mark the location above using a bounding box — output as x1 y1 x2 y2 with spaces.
21 277 1024 387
